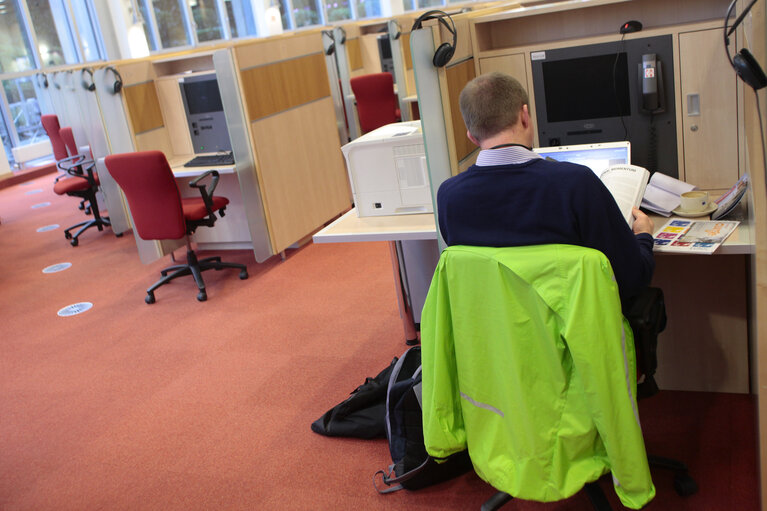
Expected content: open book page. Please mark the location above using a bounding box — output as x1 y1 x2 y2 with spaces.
641 173 696 216
653 219 740 254
599 164 650 227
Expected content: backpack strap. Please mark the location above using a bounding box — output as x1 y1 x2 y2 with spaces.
373 458 431 494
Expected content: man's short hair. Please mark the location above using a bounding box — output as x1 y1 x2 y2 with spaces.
459 72 529 143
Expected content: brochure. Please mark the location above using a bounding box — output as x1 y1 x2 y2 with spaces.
653 219 740 254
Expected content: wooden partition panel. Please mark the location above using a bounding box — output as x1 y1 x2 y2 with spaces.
347 37 364 71
123 81 164 134
240 53 330 121
445 59 476 163
234 33 351 254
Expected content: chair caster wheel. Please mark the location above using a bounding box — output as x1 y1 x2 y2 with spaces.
673 474 698 497
115 233 123 238
197 291 207 302
239 270 248 279
145 293 155 304
70 238 79 247
64 232 72 239
85 208 91 215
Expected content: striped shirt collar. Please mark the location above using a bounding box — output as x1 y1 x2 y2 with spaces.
475 145 542 167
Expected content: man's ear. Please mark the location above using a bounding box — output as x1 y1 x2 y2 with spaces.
520 104 530 129
467 130 480 146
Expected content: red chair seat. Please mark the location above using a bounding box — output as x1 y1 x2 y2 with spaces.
181 196 229 221
53 176 91 195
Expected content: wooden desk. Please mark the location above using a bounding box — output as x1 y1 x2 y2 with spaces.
169 154 252 251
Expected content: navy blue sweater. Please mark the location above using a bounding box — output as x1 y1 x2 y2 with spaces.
437 158 655 305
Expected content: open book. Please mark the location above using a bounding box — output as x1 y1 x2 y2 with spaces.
599 164 650 227
640 173 697 216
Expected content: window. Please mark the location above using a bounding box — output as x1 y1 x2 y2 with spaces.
69 0 105 61
355 0 380 19
3 76 43 146
146 0 192 49
290 0 322 28
27 0 79 65
190 0 224 42
225 0 257 38
325 0 352 22
0 0 36 73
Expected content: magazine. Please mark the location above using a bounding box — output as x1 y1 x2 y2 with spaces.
599 164 650 227
712 174 749 220
653 219 740 254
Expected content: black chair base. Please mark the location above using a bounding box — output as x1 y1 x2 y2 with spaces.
64 215 111 246
145 247 248 304
482 483 611 511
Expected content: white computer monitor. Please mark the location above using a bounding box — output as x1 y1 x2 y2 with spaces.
534 141 631 177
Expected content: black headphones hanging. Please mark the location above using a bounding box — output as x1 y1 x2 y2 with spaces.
104 66 123 94
81 68 95 92
322 30 335 56
724 0 767 90
411 10 457 68
37 72 49 89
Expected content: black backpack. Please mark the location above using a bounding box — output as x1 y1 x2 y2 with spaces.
374 346 473 493
311 356 398 439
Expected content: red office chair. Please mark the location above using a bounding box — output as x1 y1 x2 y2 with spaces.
104 150 248 304
41 114 111 246
350 72 401 134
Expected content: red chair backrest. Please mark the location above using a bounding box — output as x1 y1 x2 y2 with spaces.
104 151 187 240
59 127 78 157
350 72 399 134
41 114 68 161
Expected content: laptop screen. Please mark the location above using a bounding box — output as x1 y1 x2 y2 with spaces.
534 142 631 177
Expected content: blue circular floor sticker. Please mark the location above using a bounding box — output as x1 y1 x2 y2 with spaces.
37 224 60 232
43 263 72 274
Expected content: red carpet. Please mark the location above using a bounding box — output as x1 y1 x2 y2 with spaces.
0 175 758 510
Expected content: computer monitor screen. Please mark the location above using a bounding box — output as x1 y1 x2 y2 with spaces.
534 141 631 177
181 78 224 115
541 53 631 123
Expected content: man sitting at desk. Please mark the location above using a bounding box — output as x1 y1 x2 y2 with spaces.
437 72 655 306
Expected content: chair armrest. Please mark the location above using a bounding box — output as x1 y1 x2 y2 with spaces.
189 170 220 214
57 154 96 183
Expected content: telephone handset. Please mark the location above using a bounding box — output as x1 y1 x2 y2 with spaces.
639 53 665 114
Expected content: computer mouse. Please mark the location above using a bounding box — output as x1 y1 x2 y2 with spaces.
620 20 643 34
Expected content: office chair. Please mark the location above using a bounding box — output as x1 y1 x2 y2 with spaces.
420 245 697 511
41 114 111 246
349 72 401 134
104 150 248 304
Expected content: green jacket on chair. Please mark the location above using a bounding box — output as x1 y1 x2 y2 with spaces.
420 244 655 509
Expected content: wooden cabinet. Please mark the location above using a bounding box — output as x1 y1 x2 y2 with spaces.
678 28 740 188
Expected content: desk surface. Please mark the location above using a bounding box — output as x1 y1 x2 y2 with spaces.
313 208 437 243
168 154 236 178
313 208 753 254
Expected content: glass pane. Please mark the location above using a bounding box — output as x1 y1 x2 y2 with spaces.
70 0 104 61
417 0 444 8
225 0 257 38
355 0 380 19
325 0 351 22
152 0 191 48
3 77 44 146
276 0 291 30
27 0 78 65
292 0 320 28
190 0 223 42
138 0 158 51
0 0 36 73
403 0 416 11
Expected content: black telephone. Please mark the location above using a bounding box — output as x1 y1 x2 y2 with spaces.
639 53 665 113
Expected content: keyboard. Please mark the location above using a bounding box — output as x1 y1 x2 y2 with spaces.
183 152 235 167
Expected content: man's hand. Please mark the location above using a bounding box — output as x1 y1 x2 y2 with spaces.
632 207 654 235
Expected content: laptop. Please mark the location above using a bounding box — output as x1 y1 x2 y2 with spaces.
533 141 631 177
